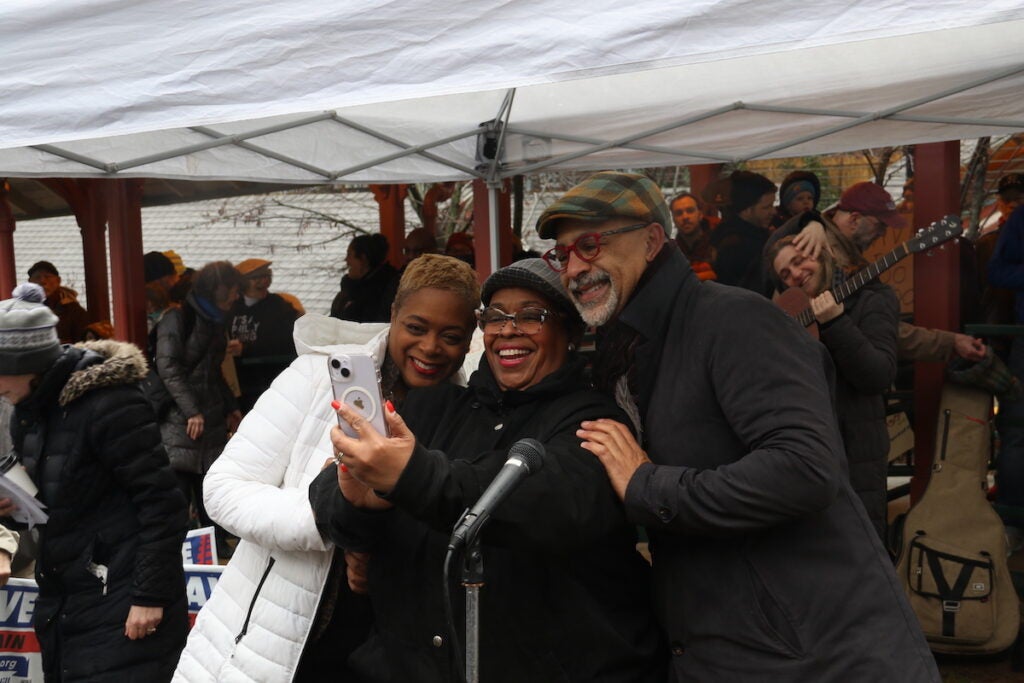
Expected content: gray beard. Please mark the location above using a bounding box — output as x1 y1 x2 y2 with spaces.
575 285 619 327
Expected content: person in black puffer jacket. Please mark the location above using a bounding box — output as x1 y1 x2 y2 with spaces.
154 262 243 555
1 283 188 683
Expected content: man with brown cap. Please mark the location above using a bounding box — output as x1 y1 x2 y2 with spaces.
228 259 299 412
27 261 90 343
536 171 939 682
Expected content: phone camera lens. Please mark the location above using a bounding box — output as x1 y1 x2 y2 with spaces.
340 367 351 378
330 359 341 369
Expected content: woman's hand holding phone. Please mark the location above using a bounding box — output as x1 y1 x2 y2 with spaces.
329 400 416 495
335 453 393 511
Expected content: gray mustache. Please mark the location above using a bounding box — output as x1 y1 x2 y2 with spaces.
568 273 610 293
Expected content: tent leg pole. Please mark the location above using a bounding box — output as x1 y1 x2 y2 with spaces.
488 185 500 276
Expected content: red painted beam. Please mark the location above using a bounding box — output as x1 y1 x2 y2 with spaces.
689 163 724 196
41 178 111 323
0 182 16 298
79 180 110 323
106 179 148 347
370 184 407 268
472 179 512 281
910 141 961 503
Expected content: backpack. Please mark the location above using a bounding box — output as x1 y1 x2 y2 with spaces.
141 306 195 419
893 383 1020 654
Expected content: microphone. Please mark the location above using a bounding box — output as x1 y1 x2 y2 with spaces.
448 438 545 551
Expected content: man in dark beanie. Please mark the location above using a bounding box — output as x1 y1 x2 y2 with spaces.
144 251 180 292
709 170 776 289
1 282 188 681
27 260 90 343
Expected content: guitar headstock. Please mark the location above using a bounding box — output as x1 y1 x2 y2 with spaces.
906 215 963 254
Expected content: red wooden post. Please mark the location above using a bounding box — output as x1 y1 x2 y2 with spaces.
910 141 961 502
689 163 724 196
370 184 407 267
40 179 112 324
0 182 16 297
472 179 512 281
80 180 110 323
106 179 148 347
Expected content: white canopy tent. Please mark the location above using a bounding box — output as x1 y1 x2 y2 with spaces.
1 0 1023 188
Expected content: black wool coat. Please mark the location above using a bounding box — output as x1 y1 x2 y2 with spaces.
709 214 768 290
329 262 400 324
311 357 666 683
12 342 188 683
819 280 899 539
616 248 938 682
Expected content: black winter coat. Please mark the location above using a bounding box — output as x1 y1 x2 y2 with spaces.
155 293 236 474
329 262 400 323
709 214 768 289
311 357 666 683
615 248 938 682
819 281 899 538
11 342 188 683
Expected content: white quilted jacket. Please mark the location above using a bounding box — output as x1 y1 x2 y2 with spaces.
172 315 389 683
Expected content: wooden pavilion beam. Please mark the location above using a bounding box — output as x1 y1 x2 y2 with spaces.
910 141 961 502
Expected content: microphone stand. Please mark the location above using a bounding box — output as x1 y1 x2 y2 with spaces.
461 533 484 683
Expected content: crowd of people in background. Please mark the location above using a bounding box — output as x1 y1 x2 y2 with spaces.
1 167 1023 681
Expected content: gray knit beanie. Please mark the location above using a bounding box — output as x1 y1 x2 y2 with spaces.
0 283 62 375
481 258 577 316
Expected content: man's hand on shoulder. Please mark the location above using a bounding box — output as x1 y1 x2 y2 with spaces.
577 419 651 502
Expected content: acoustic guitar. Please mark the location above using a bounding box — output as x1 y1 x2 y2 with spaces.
775 215 963 338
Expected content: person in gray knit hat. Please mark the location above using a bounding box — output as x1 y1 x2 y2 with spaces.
1 282 189 681
0 284 62 386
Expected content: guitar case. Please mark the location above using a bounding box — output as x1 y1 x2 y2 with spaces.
893 384 1021 654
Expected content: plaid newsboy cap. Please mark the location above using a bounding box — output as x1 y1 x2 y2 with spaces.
536 171 672 240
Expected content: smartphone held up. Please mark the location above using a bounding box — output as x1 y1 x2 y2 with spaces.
328 352 389 438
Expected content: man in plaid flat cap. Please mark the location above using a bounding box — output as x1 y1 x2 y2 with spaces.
538 171 938 682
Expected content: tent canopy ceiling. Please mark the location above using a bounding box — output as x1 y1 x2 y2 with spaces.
1 1 1023 187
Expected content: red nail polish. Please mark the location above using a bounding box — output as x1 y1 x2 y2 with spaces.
340 463 349 473
331 400 341 410
385 400 395 413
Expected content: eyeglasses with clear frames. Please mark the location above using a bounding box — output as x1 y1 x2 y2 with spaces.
542 222 650 272
477 306 555 335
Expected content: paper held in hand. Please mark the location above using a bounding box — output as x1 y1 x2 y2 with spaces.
0 464 47 528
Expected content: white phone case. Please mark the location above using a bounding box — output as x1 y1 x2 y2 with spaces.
328 352 389 438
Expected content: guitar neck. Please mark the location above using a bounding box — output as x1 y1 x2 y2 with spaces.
792 244 909 328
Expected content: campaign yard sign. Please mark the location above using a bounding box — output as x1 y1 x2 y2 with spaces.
0 579 41 683
181 526 218 565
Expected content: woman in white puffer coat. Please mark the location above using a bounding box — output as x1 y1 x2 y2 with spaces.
173 255 481 683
